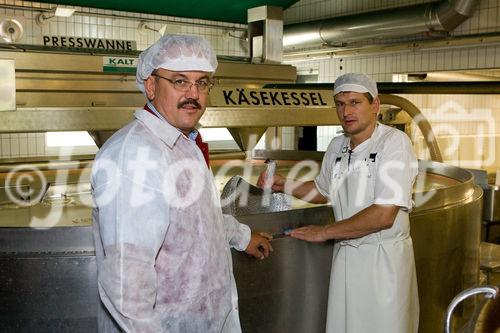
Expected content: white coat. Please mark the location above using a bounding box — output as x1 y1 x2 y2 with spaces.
92 108 250 333
315 124 419 333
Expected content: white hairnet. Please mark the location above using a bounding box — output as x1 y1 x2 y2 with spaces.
136 34 218 94
333 73 378 98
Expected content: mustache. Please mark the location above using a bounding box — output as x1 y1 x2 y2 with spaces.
177 99 201 109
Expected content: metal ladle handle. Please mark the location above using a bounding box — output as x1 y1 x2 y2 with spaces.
443 285 498 333
262 159 276 207
264 159 276 188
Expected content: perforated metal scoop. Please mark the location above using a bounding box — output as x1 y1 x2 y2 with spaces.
221 175 291 216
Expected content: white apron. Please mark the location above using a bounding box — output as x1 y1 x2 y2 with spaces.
325 133 419 333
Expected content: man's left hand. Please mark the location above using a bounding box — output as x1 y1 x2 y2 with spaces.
245 232 273 260
290 225 328 243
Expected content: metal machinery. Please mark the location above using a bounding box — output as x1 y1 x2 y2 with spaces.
0 47 484 333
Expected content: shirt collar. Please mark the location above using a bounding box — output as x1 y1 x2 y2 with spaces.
134 108 182 148
146 101 167 122
146 102 200 141
187 129 200 141
347 123 380 153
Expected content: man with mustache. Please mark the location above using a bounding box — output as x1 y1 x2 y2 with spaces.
92 34 273 333
258 73 419 333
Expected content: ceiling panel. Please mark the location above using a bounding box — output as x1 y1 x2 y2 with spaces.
36 0 299 23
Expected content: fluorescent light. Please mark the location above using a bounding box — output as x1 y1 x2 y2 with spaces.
54 6 75 18
46 131 96 147
199 128 233 141
158 24 167 36
36 6 75 26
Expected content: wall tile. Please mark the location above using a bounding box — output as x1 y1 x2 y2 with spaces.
19 136 28 156
1 134 10 156
36 133 45 155
27 136 37 156
10 136 19 156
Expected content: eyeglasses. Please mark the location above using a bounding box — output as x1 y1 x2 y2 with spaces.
153 73 213 93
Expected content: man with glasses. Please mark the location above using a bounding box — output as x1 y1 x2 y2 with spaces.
92 34 273 333
258 73 419 332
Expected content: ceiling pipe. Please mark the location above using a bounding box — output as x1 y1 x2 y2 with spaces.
264 81 500 94
283 0 479 50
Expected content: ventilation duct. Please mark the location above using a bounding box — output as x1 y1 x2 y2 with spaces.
283 0 479 50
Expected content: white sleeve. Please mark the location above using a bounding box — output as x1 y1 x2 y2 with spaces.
373 132 418 210
223 214 251 251
314 140 339 198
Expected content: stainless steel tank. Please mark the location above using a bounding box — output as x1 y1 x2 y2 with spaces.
233 208 334 333
410 160 482 332
0 159 482 333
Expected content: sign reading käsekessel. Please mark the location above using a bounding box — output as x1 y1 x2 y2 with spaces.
42 35 137 51
209 87 334 108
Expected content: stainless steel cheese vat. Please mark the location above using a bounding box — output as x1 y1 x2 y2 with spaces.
0 159 483 333
233 208 334 333
411 160 482 333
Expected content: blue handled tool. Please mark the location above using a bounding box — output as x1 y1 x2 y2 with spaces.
272 227 293 239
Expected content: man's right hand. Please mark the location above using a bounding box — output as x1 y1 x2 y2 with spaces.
257 171 286 193
245 232 274 260
257 172 328 204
